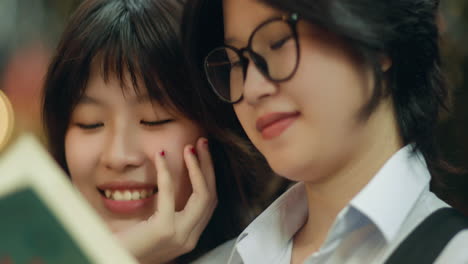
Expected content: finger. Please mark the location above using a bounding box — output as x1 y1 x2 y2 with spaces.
114 152 178 262
176 144 217 232
181 196 216 248
196 137 217 196
167 143 217 254
184 144 209 198
178 145 210 222
184 139 218 240
154 150 175 221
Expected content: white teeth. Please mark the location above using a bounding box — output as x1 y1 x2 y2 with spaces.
113 191 123 201
132 191 140 200
103 188 155 201
123 190 132 200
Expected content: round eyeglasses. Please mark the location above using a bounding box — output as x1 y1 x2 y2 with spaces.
204 13 301 104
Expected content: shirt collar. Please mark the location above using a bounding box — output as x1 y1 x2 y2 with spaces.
232 145 431 262
350 144 431 242
234 182 308 263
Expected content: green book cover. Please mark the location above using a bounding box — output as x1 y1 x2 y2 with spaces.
0 188 92 263
0 134 137 264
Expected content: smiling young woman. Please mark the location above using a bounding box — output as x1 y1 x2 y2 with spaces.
41 0 283 263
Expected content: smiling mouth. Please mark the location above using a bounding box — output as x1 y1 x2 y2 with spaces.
256 112 300 140
97 187 158 201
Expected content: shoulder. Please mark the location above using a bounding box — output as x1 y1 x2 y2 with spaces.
435 229 468 263
190 239 236 264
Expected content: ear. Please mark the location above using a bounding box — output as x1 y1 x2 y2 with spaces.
380 55 392 72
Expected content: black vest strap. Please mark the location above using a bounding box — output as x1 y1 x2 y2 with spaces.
385 207 468 264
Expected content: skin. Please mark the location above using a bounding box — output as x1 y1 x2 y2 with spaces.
223 0 402 263
64 63 217 263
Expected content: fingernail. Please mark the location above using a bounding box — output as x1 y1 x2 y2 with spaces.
160 150 165 157
202 138 208 146
190 147 197 155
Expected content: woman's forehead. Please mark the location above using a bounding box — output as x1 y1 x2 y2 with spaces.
223 0 285 45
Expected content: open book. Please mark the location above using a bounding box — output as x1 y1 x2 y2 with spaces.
0 134 138 264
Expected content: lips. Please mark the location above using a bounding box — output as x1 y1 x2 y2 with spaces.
97 181 157 215
256 112 300 140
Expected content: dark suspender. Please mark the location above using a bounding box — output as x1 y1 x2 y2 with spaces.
385 207 468 264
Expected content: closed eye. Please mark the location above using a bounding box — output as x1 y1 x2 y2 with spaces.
141 119 174 126
76 123 103 130
270 35 293 50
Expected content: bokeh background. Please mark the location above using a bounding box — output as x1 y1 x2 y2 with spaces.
1 0 467 214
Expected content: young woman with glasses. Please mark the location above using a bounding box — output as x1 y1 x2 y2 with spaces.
183 0 468 263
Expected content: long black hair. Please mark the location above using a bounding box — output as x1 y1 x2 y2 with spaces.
182 0 452 191
42 0 282 261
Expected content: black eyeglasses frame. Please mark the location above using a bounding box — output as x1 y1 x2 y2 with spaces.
204 13 301 104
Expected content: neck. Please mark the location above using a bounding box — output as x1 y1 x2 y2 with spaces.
293 99 403 258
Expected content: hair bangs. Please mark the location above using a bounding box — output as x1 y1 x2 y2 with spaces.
92 8 178 114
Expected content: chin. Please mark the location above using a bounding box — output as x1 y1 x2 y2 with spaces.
269 155 325 183
270 163 304 182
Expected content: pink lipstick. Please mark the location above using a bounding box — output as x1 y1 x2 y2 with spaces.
256 112 300 140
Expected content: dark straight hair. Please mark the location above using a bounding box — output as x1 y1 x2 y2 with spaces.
182 0 452 191
42 0 283 261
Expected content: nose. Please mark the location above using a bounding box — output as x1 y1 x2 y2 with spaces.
101 125 145 172
242 60 278 105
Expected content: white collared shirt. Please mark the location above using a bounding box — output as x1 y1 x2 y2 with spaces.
193 145 468 264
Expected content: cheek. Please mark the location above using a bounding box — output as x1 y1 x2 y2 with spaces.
295 42 372 129
64 129 103 207
64 129 102 185
286 39 377 171
142 125 202 167
141 123 203 209
234 105 254 136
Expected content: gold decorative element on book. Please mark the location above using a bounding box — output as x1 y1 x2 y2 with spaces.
0 90 14 152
